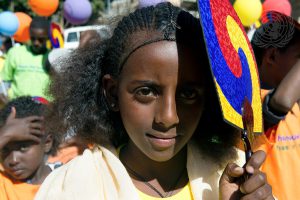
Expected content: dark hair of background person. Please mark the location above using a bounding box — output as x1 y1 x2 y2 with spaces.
252 14 300 67
0 96 59 155
30 16 50 34
46 2 239 167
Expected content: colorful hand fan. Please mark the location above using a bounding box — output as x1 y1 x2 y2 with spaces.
197 0 263 161
49 23 64 49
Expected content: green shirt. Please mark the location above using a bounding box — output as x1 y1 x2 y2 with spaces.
0 45 50 100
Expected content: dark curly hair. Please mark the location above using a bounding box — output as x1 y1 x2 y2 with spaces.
47 2 239 166
0 96 59 155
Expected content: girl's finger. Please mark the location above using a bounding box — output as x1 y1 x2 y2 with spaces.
29 122 43 130
220 163 244 184
16 134 42 144
29 128 43 136
240 184 273 200
6 107 16 122
245 150 266 173
25 116 44 123
240 172 267 194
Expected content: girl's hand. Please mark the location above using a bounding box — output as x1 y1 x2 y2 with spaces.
219 150 274 200
0 107 44 149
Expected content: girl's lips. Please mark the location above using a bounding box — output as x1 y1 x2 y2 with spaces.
9 169 24 177
146 133 178 149
146 133 177 139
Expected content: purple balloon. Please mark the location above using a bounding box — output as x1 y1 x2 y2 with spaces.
139 0 166 8
64 0 92 25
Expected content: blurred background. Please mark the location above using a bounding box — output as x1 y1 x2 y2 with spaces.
0 0 299 55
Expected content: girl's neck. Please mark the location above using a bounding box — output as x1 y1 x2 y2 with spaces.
119 141 188 193
27 163 51 185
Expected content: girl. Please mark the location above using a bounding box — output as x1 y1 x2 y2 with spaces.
35 3 274 200
0 96 60 200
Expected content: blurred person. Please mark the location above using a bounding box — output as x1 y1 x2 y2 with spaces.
251 12 300 200
0 96 60 200
0 35 13 72
0 17 51 104
78 29 101 49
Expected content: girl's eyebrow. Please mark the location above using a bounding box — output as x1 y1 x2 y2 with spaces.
129 80 159 86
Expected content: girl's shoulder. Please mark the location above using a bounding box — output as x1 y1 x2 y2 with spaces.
34 147 105 199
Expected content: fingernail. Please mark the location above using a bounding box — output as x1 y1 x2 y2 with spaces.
246 166 254 174
240 186 246 194
234 166 243 173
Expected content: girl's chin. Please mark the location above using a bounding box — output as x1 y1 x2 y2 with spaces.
144 148 178 162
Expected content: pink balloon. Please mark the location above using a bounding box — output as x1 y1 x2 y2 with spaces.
262 0 292 19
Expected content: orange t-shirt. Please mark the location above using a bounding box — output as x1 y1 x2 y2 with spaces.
0 172 40 200
252 89 300 200
47 146 83 164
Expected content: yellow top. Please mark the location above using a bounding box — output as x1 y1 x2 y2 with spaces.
0 56 4 72
138 183 193 200
117 145 193 200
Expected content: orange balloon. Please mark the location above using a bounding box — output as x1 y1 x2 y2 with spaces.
13 12 32 43
28 0 59 17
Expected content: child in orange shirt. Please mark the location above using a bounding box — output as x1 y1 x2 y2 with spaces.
0 96 59 200
251 12 300 200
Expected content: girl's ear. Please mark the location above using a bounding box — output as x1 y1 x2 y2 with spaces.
44 134 53 154
264 48 278 67
102 74 119 111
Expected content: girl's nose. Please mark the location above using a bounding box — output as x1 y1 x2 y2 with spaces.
154 94 179 131
8 151 20 167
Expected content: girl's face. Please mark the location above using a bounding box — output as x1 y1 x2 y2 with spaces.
111 41 206 162
1 139 50 181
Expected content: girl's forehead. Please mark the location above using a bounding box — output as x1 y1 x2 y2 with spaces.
120 40 205 84
119 30 175 68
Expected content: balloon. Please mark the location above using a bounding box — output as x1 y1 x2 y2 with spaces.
13 12 32 43
63 0 92 25
28 0 59 17
139 0 180 8
234 0 262 27
0 11 19 36
262 0 291 23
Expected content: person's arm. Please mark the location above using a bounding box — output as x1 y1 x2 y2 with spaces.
269 60 300 114
0 107 44 150
262 60 300 129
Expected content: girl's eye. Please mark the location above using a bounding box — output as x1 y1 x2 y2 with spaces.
0 147 9 156
19 145 30 152
179 89 198 99
135 87 156 97
134 87 158 103
177 87 204 104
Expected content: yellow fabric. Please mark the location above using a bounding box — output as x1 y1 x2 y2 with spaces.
35 141 245 200
117 145 193 200
0 172 40 200
0 56 4 72
138 183 193 200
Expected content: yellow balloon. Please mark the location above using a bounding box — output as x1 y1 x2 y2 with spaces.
234 0 262 27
